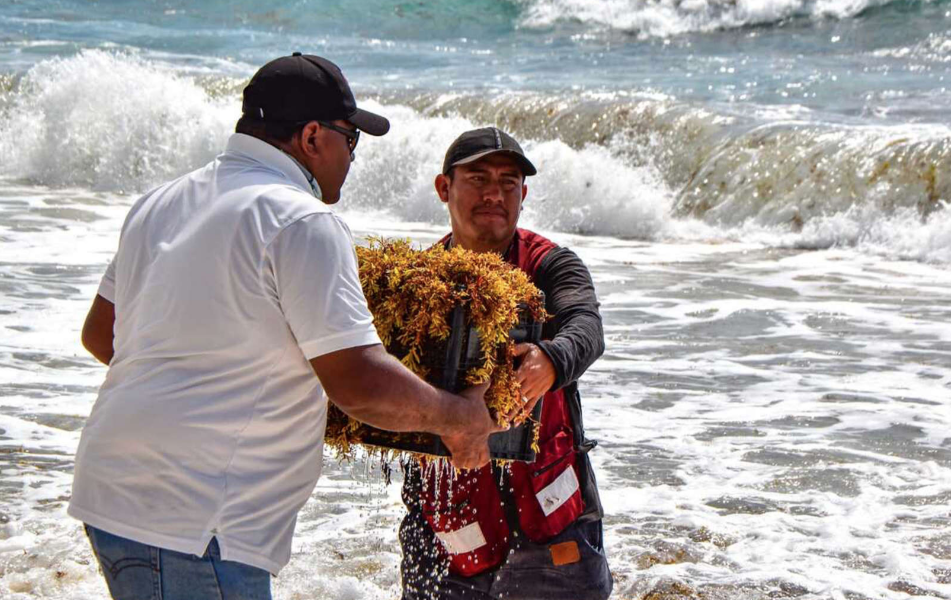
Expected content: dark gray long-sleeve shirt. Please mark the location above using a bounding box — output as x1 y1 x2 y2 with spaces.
533 246 606 393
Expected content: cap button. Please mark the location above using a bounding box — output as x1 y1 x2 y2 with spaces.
292 51 302 57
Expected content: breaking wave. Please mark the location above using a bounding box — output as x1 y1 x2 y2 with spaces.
515 0 914 37
0 51 948 263
0 50 235 193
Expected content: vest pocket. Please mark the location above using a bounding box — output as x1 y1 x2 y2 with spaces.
420 466 510 577
513 429 585 542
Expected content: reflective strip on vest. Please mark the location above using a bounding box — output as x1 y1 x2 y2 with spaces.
536 467 580 517
435 522 488 555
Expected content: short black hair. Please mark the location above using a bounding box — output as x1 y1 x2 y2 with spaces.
235 115 306 144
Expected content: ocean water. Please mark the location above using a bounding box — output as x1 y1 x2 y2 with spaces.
1 1 950 599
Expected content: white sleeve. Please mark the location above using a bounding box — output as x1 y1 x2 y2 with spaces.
97 256 117 303
265 213 381 360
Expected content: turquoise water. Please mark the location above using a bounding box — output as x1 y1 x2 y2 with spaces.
2 0 950 122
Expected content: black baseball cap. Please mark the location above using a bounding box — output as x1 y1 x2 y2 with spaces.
442 127 537 176
242 53 389 136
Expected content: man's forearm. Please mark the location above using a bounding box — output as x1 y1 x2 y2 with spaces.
311 344 475 437
337 352 471 435
538 306 604 388
537 248 606 389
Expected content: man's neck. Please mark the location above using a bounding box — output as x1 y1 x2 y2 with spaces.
271 142 322 201
449 232 516 257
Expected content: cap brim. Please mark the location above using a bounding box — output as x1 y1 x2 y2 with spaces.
348 108 390 136
449 149 537 177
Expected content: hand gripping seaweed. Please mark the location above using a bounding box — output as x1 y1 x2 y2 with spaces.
323 238 547 463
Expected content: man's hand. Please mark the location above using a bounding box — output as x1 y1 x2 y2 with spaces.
312 346 506 470
505 343 556 425
440 382 503 470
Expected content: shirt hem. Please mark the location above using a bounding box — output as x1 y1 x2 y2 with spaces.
216 540 285 575
68 504 285 575
69 503 213 558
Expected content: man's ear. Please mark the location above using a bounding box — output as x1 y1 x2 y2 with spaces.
297 121 323 159
434 174 450 204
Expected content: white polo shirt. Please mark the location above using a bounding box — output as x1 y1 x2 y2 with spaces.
69 133 381 574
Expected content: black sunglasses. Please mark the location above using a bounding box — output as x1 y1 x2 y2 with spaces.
317 121 359 157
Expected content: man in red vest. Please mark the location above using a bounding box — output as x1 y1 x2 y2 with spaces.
399 128 612 600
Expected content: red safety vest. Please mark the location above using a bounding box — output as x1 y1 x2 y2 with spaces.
418 229 586 577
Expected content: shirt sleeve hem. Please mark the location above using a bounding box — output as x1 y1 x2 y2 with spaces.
299 328 382 360
97 281 116 303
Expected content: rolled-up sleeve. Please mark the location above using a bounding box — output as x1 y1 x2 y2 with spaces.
265 213 381 360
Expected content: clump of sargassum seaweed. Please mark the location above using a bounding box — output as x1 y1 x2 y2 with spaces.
324 238 547 464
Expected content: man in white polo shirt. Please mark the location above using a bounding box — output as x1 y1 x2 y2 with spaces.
70 53 503 600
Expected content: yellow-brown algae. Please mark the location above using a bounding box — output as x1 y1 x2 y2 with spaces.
324 238 547 463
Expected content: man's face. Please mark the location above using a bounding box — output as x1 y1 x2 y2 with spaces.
435 153 528 254
298 119 355 204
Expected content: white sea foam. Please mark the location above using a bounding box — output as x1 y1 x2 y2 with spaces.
2 184 951 599
517 0 902 38
873 31 951 63
339 101 477 222
714 203 951 264
794 203 951 263
0 50 235 192
343 100 678 240
396 89 951 263
520 139 674 238
581 242 951 598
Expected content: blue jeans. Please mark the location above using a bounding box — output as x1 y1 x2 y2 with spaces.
84 525 271 600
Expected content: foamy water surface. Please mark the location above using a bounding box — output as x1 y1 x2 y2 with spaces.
2 51 949 263
1 179 949 599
